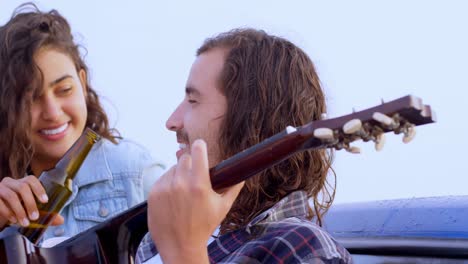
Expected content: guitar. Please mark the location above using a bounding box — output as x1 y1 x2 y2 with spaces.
0 95 435 263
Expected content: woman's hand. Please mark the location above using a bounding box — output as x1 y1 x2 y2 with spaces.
0 175 63 228
147 139 244 264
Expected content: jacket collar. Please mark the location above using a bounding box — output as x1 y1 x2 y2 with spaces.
73 139 113 187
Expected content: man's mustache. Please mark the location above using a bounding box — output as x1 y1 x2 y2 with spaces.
176 130 189 143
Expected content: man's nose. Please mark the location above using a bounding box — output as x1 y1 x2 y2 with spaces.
166 104 184 131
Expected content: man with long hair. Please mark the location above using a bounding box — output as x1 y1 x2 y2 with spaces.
139 28 352 263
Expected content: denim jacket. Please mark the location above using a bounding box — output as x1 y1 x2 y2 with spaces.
42 137 162 241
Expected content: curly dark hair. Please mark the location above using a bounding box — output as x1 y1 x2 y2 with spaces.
197 28 336 234
0 3 118 180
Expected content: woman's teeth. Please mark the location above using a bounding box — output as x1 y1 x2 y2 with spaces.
41 123 68 135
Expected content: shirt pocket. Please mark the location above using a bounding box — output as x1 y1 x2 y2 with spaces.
72 192 129 231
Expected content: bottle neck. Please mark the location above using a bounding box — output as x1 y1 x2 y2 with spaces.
58 128 100 178
39 128 101 185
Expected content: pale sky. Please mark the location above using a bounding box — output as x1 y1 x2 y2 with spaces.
1 0 466 203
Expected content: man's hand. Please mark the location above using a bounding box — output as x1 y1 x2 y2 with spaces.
147 139 244 264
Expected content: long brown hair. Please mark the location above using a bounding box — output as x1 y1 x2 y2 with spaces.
0 3 117 180
198 28 336 234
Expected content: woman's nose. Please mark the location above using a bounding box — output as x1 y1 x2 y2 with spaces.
40 96 62 121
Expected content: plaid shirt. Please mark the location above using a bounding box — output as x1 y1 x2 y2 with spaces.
137 191 352 263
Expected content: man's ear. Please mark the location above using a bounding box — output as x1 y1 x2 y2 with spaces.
78 69 88 97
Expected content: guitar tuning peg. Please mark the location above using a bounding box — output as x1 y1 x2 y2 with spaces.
373 112 395 127
374 133 386 151
343 119 362 134
346 145 361 154
285 126 297 134
402 125 416 143
313 128 334 140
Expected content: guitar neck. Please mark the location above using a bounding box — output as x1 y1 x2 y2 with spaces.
210 127 318 190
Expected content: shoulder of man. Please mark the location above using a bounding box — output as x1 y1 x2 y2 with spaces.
245 217 353 263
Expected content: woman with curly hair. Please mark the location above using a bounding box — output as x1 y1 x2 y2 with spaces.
0 3 161 245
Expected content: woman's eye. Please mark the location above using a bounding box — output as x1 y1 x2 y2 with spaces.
58 87 72 94
32 93 42 101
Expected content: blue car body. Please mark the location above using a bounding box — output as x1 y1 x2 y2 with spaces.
324 196 468 263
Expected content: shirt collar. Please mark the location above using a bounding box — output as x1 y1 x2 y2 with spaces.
248 190 310 227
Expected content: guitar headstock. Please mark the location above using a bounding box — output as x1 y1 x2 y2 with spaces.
209 94 435 190
300 95 436 153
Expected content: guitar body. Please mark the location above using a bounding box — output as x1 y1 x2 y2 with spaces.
0 95 436 263
0 202 148 264
0 231 102 264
